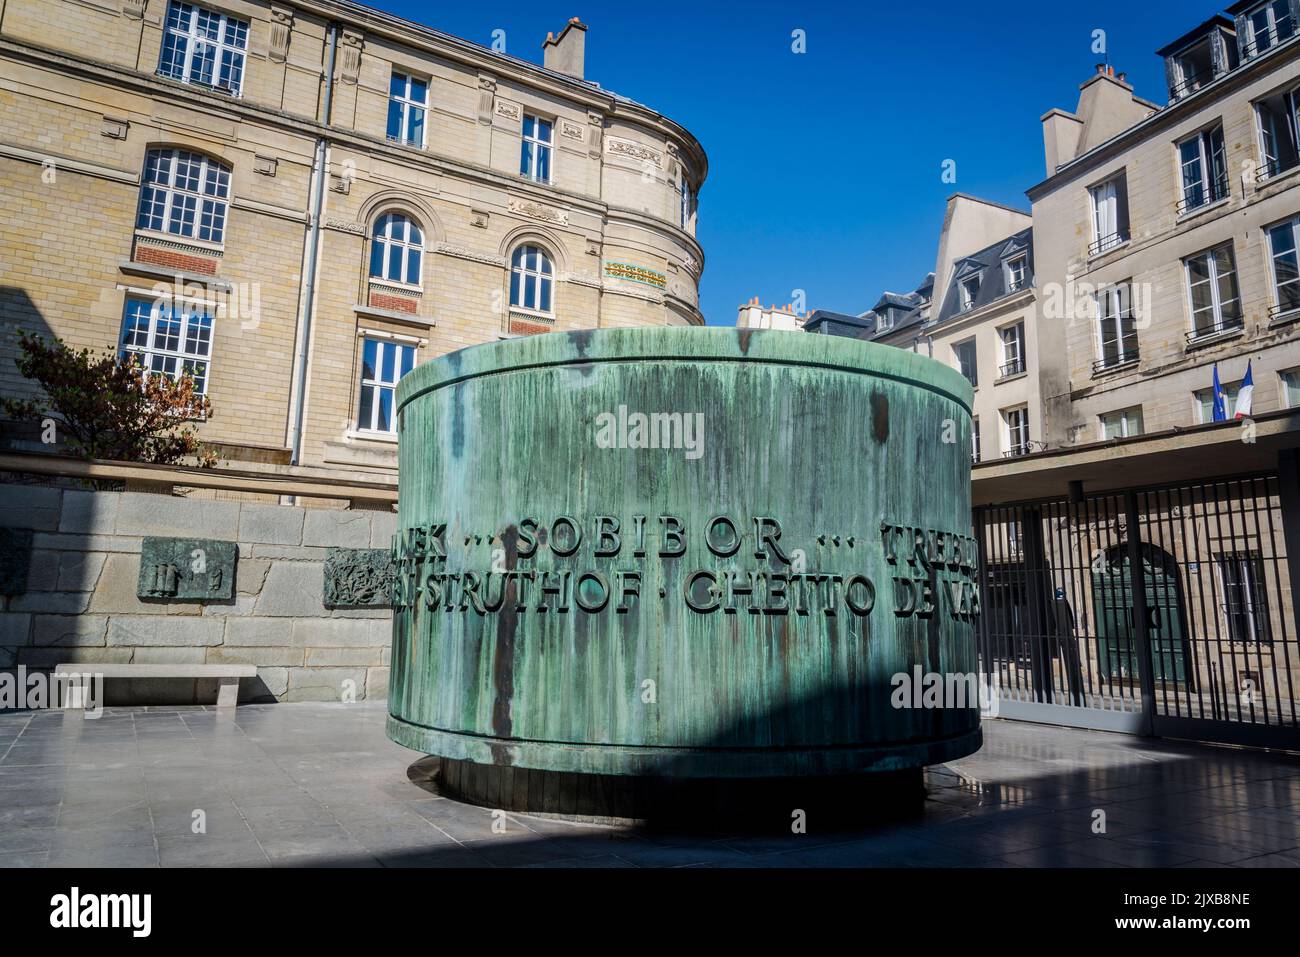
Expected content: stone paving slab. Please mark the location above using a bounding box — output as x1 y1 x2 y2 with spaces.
0 702 1295 868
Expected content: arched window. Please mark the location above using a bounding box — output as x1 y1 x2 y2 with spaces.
136 147 231 243
369 213 423 286
509 244 553 314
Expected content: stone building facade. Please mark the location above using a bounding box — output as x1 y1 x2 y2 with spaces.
0 0 707 474
1030 17 1300 447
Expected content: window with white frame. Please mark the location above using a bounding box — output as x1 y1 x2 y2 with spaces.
509 244 554 314
1177 124 1228 212
1242 0 1295 59
369 213 424 286
1096 282 1138 369
1215 551 1272 642
1266 216 1300 318
1005 255 1027 292
119 296 214 394
953 338 978 387
998 322 1025 378
1283 367 1300 407
1195 381 1242 422
357 337 415 434
386 71 428 147
971 417 981 464
520 114 553 183
958 274 980 311
1002 405 1030 457
157 1 249 95
1185 243 1242 336
1255 86 1300 179
136 148 231 244
1100 406 1143 440
1089 173 1129 254
1169 38 1216 99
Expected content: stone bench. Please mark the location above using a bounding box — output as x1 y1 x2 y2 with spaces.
54 663 258 709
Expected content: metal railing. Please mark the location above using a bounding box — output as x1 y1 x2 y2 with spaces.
1176 175 1229 215
1002 443 1033 459
998 358 1026 379
1256 155 1300 182
1088 231 1128 257
1092 349 1140 375
1186 317 1244 344
1170 66 1214 100
1268 301 1300 324
1242 19 1296 61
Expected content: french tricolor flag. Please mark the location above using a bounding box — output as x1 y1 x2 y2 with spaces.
1236 360 1254 419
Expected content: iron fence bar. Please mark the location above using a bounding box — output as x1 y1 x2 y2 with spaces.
1245 475 1280 725
1258 473 1297 724
1208 479 1246 723
1277 451 1300 722
1174 482 1209 720
1124 490 1157 734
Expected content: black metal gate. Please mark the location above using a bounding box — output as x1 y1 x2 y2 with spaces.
973 471 1300 749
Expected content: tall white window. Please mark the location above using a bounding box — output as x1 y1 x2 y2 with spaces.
1002 406 1030 457
136 148 231 244
1195 382 1242 422
998 322 1025 378
357 338 415 434
1100 407 1143 440
680 175 693 230
520 115 553 183
1185 243 1242 337
386 72 428 147
958 274 980 311
1089 173 1129 254
369 213 424 286
119 297 214 394
1096 282 1138 370
1266 216 1300 318
157 1 249 95
1255 87 1300 179
953 338 978 387
971 418 981 464
510 245 554 314
1178 125 1228 212
1281 368 1300 406
1005 255 1027 292
1243 0 1295 59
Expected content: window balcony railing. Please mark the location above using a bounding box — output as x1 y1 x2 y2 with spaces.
1092 349 1140 375
1176 175 1229 215
998 358 1026 379
1002 443 1033 459
1242 20 1296 61
1089 231 1129 257
1256 156 1300 182
1268 301 1300 324
1170 66 1214 100
1185 317 1244 344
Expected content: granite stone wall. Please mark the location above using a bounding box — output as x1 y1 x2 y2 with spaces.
0 482 395 704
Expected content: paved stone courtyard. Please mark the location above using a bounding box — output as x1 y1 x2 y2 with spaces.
0 702 1297 868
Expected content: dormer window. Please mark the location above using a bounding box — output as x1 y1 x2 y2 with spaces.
1240 0 1296 60
877 310 894 332
959 274 980 311
1005 255 1027 292
1170 39 1216 99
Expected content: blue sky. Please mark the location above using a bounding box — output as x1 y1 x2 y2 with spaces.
371 0 1216 324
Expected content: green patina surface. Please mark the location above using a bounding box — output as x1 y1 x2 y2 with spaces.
386 327 982 777
138 537 236 601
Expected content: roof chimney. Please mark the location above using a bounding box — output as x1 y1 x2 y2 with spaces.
543 18 587 80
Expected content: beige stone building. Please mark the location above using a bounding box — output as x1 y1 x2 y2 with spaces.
1030 19 1300 447
0 0 707 475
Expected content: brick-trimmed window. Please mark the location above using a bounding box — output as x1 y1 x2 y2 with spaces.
520 114 553 183
157 1 249 96
119 296 214 394
357 337 415 434
510 244 554 314
137 148 231 244
369 213 424 286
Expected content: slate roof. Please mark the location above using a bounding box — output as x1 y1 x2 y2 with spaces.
801 310 876 339
934 228 1033 324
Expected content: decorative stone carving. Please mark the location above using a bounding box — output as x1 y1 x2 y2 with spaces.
604 260 667 289
435 243 507 268
269 4 294 63
507 197 568 226
324 548 394 608
325 218 365 234
122 0 146 19
339 29 364 84
328 172 351 194
494 99 521 120
253 154 278 176
607 137 662 168
470 208 489 228
0 528 32 597
477 74 497 125
560 119 584 142
587 111 603 158
138 537 237 601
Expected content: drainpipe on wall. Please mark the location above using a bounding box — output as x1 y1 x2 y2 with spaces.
288 21 338 469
